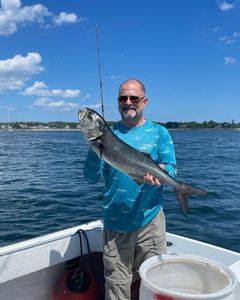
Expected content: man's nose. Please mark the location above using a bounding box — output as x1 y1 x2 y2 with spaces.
125 97 132 105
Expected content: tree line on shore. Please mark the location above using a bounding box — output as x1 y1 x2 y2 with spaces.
1 120 239 130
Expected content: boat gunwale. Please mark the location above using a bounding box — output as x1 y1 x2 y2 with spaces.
0 220 103 257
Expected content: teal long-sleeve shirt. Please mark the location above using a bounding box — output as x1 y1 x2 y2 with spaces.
84 120 177 232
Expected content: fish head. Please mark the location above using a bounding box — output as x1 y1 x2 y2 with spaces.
78 108 105 140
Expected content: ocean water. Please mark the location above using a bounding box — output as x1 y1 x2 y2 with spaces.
0 130 240 252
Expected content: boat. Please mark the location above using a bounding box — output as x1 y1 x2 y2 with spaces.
0 219 239 299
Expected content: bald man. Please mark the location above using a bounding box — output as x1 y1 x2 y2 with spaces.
84 79 177 300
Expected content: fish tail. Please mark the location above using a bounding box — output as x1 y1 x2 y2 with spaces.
175 183 208 216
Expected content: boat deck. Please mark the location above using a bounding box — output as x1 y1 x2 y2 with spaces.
0 220 239 299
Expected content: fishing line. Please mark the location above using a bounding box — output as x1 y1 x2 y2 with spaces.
96 25 105 118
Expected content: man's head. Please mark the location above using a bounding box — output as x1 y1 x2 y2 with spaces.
118 79 148 127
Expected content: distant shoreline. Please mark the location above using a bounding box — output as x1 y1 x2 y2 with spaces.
0 128 81 132
1 120 239 131
1 128 240 132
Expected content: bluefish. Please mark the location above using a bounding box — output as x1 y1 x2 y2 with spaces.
78 107 208 216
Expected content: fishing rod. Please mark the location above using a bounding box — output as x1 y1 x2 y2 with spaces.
96 25 105 118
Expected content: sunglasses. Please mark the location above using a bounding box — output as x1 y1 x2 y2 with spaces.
118 95 145 104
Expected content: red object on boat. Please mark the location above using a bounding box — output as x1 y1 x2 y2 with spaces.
51 268 101 300
154 294 175 300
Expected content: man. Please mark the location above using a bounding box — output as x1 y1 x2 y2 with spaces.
84 79 177 299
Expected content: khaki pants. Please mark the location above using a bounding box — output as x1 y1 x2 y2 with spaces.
103 209 167 300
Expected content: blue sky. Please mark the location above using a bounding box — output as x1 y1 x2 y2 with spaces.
0 0 239 123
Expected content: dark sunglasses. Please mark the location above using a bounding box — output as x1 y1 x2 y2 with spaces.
118 95 145 104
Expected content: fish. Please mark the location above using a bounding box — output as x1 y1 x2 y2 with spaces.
78 107 208 216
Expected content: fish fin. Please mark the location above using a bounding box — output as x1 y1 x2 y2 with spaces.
183 183 208 197
175 184 208 217
175 191 188 217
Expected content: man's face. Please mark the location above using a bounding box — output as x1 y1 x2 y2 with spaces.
118 81 148 122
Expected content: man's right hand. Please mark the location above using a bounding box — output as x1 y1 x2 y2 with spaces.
143 164 165 187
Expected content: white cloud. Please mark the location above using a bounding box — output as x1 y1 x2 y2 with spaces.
219 35 236 44
225 39 236 44
33 97 79 111
233 32 240 38
0 0 52 35
224 56 237 64
0 0 81 36
81 94 91 102
0 52 44 93
25 81 81 112
219 32 240 44
21 81 49 96
219 35 229 42
110 74 124 80
53 12 78 26
217 1 236 11
52 89 80 98
21 81 80 98
0 104 16 113
86 104 101 109
33 97 50 107
1 0 21 11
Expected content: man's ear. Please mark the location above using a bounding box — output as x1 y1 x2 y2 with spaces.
143 97 148 106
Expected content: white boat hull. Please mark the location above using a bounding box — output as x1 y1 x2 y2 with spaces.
0 220 239 300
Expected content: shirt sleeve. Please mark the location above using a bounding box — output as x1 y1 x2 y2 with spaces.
83 148 104 184
157 127 177 178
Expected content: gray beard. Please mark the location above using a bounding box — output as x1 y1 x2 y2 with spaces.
122 109 137 120
121 106 143 122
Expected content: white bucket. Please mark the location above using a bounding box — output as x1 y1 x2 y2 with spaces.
139 253 238 300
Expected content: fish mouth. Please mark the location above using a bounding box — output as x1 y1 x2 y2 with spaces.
78 108 87 120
